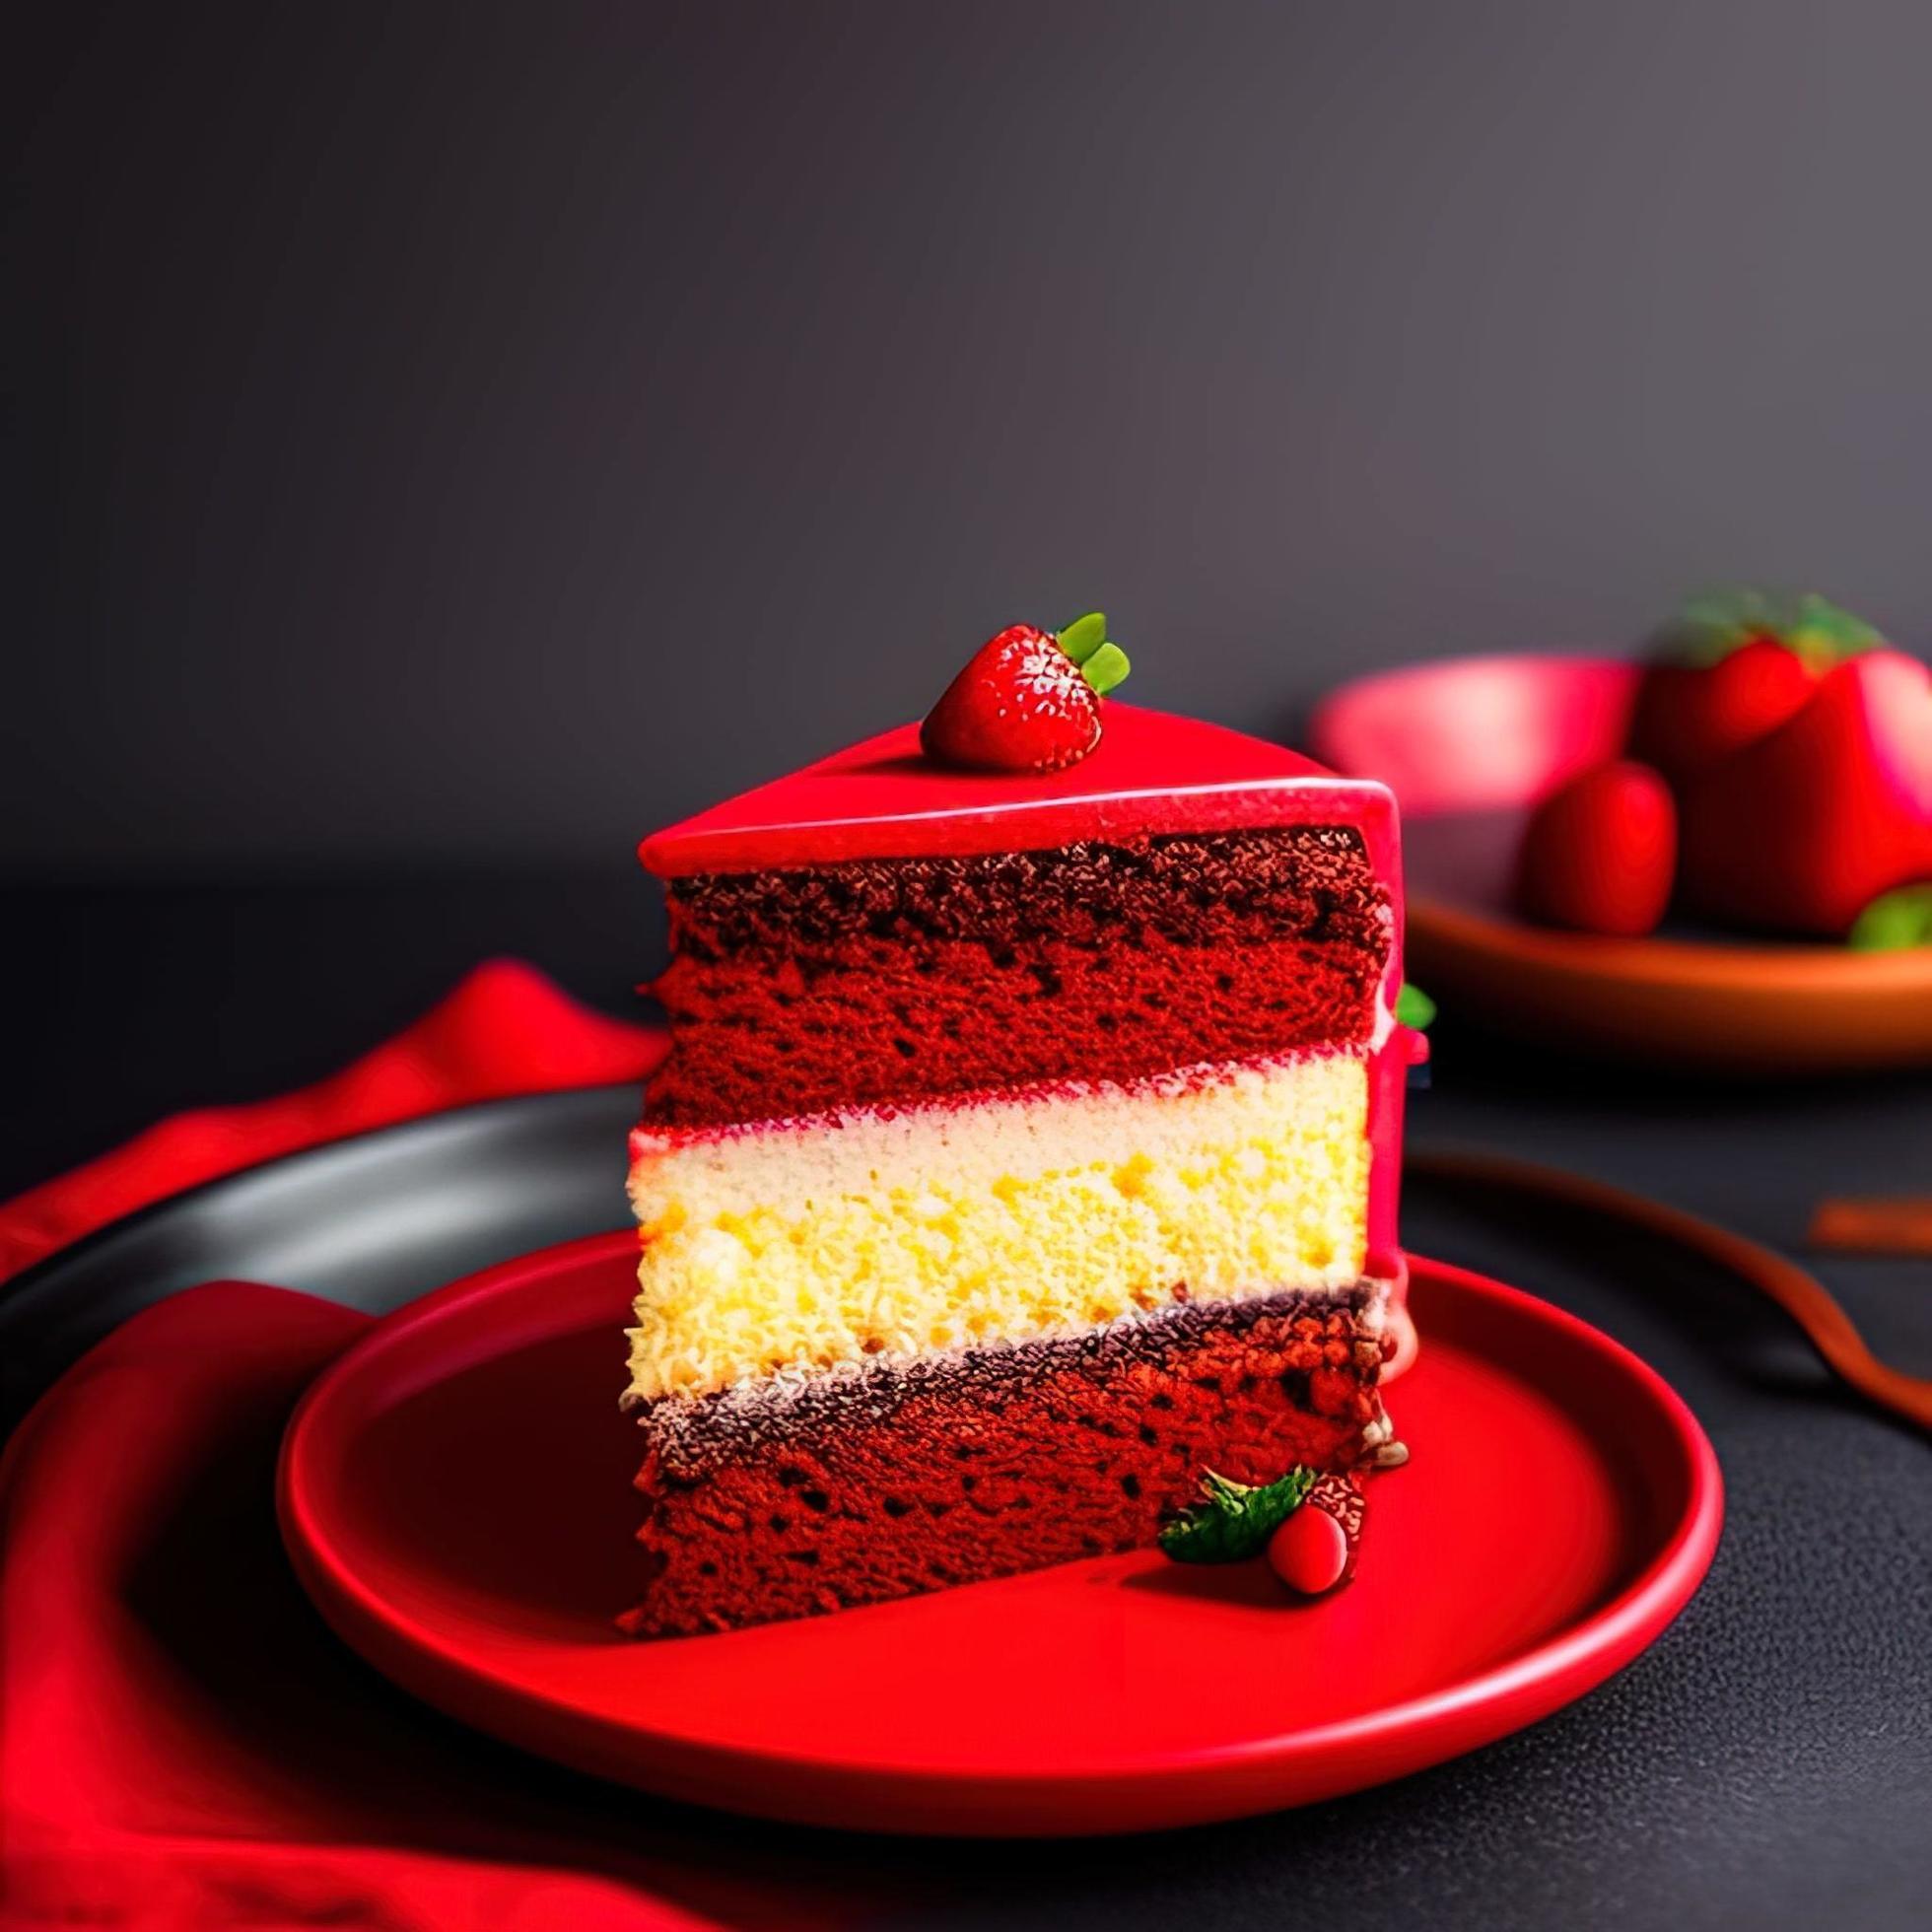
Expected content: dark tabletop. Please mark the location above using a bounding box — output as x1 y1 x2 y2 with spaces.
5 871 1929 1930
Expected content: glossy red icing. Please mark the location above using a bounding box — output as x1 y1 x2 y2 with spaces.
1365 1026 1419 1292
641 703 1395 878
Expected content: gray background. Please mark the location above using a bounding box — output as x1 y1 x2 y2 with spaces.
13 0 1932 874
9 12 1932 1919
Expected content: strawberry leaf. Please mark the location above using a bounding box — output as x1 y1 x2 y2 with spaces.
1847 884 1932 951
1794 591 1882 651
1158 1466 1317 1563
1080 641 1131 696
1058 612 1108 665
1396 982 1436 1030
1657 585 1884 668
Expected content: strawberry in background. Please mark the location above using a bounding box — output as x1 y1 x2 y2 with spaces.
1627 587 1882 786
1517 761 1678 936
1678 646 1932 935
1516 586 1932 941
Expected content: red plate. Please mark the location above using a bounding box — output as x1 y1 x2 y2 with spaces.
1308 654 1932 1072
279 1230 1720 1837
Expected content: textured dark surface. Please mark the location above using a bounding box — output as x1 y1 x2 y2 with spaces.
3 874 1929 1928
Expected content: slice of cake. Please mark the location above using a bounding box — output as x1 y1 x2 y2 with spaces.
621 625 1417 1636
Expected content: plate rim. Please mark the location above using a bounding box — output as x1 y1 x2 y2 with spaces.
1409 892 1932 988
0 1084 637 1316
277 1232 1724 1835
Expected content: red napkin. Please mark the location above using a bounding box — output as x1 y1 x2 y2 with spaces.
0 964 905 1927
1 1280 908 1929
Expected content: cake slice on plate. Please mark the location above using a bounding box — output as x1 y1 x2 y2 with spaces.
621 622 1418 1636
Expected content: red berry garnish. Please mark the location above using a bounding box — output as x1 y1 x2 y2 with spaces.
1268 1473 1365 1597
1516 759 1679 936
920 614 1130 775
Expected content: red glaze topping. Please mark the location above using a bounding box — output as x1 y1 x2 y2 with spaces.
640 704 1394 878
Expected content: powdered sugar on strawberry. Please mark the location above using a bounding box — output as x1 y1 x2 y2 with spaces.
921 616 1131 775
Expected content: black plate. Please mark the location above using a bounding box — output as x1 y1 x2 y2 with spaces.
0 1084 638 1432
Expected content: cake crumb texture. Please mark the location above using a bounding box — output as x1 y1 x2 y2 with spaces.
646 827 1392 1127
622 1286 1393 1636
627 1049 1370 1402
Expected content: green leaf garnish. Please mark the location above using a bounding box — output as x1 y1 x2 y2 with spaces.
1056 612 1131 696
1790 590 1883 658
1847 884 1932 952
1656 585 1884 670
1057 612 1108 665
1080 641 1131 696
1396 982 1436 1030
1157 1466 1317 1563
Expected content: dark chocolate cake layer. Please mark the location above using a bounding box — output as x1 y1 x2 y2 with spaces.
669 827 1385 948
645 827 1393 1128
622 1285 1395 1637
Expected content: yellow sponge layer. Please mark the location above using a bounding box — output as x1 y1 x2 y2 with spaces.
626 1052 1370 1403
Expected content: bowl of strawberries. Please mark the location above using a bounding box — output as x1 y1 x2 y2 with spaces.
1308 588 1932 1074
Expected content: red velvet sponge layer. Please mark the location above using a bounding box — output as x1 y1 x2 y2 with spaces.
645 828 1392 1128
622 1289 1393 1637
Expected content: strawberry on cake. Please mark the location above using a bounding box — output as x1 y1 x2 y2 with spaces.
621 616 1421 1636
